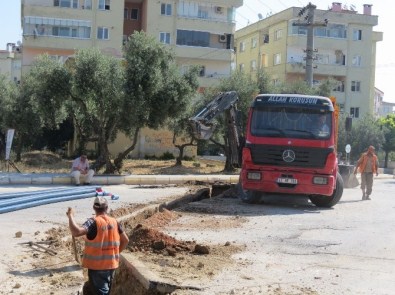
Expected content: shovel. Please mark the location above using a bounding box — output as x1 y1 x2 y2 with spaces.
67 207 81 264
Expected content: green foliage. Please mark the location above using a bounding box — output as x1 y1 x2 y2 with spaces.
378 114 395 167
123 31 198 132
23 54 71 128
316 78 338 97
346 114 384 162
256 68 273 94
182 155 194 161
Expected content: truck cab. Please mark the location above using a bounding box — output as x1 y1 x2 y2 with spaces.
239 94 343 207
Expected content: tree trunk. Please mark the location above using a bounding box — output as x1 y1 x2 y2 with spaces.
113 127 140 173
15 136 23 162
173 134 196 166
94 137 113 173
384 151 389 168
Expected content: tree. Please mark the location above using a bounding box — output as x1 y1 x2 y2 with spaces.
113 31 199 171
0 75 43 161
378 114 395 168
167 67 200 166
24 51 124 172
347 114 384 162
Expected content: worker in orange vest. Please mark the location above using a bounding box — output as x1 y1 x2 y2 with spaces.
353 146 379 200
67 197 129 294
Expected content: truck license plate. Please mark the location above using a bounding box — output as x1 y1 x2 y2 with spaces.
277 177 298 184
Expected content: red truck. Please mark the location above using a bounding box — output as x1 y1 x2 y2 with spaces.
190 92 343 207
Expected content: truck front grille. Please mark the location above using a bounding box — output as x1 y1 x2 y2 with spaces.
248 144 332 168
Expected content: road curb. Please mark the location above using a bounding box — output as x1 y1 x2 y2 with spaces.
0 173 239 186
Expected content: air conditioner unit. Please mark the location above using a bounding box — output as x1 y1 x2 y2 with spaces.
219 34 227 43
215 6 223 14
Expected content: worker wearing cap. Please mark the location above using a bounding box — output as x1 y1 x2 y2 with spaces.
66 197 129 295
354 145 379 200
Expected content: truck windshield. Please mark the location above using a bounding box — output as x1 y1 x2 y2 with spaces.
251 107 332 139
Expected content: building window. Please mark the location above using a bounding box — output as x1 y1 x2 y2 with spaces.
263 34 269 44
160 32 170 44
24 16 91 39
54 0 78 8
251 60 257 71
274 53 281 65
274 29 282 40
251 37 257 48
98 0 110 10
352 55 362 66
130 8 139 20
316 54 329 64
83 0 92 9
333 81 345 92
97 27 109 40
176 30 209 47
261 54 268 67
198 6 209 18
353 29 362 41
350 107 359 118
161 3 172 15
124 8 128 19
239 41 245 52
351 81 361 92
239 63 245 72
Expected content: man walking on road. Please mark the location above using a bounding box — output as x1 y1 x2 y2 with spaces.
354 146 379 200
66 197 129 295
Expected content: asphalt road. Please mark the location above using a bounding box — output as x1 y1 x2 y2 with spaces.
163 178 395 295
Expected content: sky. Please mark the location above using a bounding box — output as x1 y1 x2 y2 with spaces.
1 0 394 102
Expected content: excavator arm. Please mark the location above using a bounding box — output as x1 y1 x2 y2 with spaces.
189 91 239 140
189 91 243 167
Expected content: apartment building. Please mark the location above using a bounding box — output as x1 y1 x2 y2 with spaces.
21 0 242 87
20 0 243 156
235 2 383 118
374 87 395 117
0 43 22 84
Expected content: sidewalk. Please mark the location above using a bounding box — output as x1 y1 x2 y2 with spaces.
0 172 239 185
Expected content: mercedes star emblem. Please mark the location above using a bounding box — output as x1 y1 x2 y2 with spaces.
282 149 296 163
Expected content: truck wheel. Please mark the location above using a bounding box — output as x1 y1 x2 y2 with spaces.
309 172 344 208
237 181 262 204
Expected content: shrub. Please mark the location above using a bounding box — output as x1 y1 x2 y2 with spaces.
159 152 175 160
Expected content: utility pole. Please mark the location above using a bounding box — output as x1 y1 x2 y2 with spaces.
293 3 328 87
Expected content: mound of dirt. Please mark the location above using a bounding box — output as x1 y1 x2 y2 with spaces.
129 224 195 255
22 151 63 165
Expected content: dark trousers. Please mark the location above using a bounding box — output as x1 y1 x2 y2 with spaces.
361 172 374 196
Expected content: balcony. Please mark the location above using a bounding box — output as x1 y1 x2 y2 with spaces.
286 62 347 76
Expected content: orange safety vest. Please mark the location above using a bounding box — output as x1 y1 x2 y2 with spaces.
357 153 378 173
82 215 121 270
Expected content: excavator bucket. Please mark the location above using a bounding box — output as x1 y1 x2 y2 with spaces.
189 119 217 140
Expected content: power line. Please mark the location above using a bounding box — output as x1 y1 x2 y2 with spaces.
256 0 274 12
